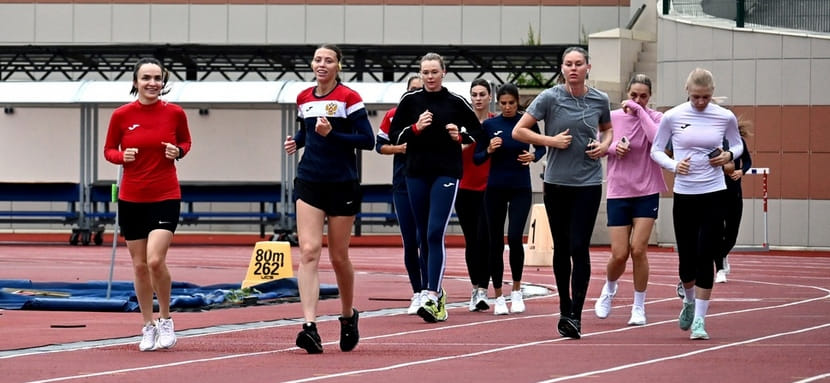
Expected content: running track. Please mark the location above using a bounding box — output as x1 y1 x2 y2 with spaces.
0 241 828 382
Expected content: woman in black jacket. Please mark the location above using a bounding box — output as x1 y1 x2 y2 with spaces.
389 52 484 323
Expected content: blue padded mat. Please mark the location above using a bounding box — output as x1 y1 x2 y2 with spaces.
0 279 338 312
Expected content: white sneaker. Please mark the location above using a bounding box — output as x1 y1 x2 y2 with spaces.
627 305 646 326
156 317 177 349
493 296 509 315
715 269 727 283
474 288 489 311
139 322 158 351
468 288 478 312
594 283 617 319
408 292 422 315
723 256 731 274
510 290 525 313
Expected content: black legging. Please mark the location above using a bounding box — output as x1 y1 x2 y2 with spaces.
543 183 602 321
455 189 490 288
717 183 743 271
485 187 532 289
673 190 727 289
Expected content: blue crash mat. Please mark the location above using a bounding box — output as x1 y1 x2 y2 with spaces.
0 279 338 312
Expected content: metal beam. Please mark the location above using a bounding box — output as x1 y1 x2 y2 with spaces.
0 44 579 86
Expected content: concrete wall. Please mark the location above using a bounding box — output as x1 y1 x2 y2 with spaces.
0 1 629 46
654 12 830 248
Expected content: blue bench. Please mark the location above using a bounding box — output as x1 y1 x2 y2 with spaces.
0 182 80 224
89 181 282 238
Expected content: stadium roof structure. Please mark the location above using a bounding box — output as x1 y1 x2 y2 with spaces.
0 80 475 109
0 44 576 86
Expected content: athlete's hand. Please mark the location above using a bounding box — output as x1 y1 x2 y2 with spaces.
284 135 297 155
488 137 503 154
162 142 179 160
517 150 533 165
551 129 572 149
416 110 433 131
675 156 691 175
123 148 138 163
315 116 332 137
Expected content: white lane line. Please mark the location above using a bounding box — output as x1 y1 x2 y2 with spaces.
274 281 830 383
15 279 830 382
792 372 830 383
538 323 830 382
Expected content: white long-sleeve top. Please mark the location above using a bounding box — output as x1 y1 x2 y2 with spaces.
650 102 743 195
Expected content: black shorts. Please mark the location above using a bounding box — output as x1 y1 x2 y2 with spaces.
118 199 181 240
294 178 361 216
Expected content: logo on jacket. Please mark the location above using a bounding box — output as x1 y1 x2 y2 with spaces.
325 102 338 116
127 124 140 130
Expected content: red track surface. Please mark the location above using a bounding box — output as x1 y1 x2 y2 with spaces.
1 237 829 383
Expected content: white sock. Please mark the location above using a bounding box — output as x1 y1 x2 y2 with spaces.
633 290 646 307
606 280 618 293
684 287 696 303
428 292 439 302
694 298 710 319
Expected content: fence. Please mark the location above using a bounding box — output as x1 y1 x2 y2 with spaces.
664 0 830 33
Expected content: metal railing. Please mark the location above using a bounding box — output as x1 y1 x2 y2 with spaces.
664 0 830 33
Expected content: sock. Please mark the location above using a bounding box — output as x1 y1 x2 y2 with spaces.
684 287 696 303
694 299 710 319
606 280 618 293
633 290 646 307
428 292 439 302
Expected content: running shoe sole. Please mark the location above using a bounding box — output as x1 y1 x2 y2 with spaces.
296 331 323 354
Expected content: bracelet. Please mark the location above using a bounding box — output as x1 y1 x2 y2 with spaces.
176 146 184 160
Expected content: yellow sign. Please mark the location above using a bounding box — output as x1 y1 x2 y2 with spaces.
242 241 294 289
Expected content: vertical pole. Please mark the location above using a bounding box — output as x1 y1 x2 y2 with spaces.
762 172 768 249
736 0 745 28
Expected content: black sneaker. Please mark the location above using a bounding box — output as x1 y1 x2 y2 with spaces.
339 308 360 352
557 316 581 339
296 322 323 354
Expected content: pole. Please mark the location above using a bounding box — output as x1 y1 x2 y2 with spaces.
736 0 745 28
106 166 123 299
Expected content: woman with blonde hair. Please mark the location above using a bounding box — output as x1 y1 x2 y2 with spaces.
389 52 484 323
651 68 743 340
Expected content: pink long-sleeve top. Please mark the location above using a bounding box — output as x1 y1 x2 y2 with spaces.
606 100 667 199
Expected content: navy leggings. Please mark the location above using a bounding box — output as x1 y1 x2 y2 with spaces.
455 188 490 288
406 175 458 293
674 190 727 289
543 183 602 321
485 187 532 289
393 188 428 293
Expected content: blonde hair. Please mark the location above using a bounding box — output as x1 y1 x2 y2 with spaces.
685 67 715 91
420 52 446 71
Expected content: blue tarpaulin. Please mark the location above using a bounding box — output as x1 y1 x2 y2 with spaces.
0 279 338 312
